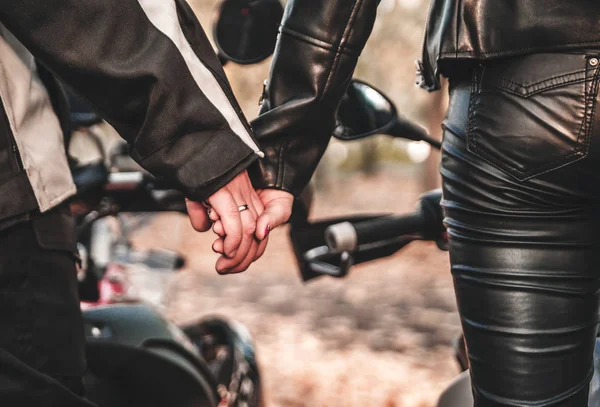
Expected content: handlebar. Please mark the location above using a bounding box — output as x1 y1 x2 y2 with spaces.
325 189 444 254
326 212 426 253
299 190 445 279
72 165 187 214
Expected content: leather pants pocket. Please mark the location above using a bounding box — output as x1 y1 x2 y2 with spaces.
466 53 600 181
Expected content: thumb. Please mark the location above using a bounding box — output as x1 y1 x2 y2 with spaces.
185 199 211 232
255 200 292 240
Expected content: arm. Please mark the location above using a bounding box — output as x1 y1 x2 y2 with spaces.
249 0 379 197
0 0 262 202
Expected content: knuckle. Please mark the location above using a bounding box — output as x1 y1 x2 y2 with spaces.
244 221 257 235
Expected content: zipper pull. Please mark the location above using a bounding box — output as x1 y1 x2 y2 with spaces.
258 79 268 107
414 60 425 88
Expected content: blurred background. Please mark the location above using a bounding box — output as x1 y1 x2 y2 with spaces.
74 1 460 406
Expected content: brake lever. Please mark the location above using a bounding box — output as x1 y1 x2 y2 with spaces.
303 246 354 278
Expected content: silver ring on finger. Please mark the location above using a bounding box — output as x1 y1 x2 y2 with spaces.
238 204 250 212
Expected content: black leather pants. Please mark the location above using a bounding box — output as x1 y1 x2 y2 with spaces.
441 52 600 406
0 209 93 406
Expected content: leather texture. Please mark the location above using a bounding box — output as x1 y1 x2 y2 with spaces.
0 217 90 405
249 0 378 196
441 52 600 406
419 1 600 91
0 0 263 222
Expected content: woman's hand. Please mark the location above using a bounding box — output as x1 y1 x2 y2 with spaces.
254 189 294 240
210 188 294 269
185 170 267 274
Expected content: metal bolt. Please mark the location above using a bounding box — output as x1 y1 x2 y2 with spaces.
590 58 599 67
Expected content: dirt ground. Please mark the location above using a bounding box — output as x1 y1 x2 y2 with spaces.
132 168 461 407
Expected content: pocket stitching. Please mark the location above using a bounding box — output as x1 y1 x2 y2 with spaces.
492 69 587 97
466 65 483 157
467 59 599 180
581 62 600 156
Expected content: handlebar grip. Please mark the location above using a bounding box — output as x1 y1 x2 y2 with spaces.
325 212 425 253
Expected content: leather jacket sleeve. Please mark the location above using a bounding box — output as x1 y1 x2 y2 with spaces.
0 0 263 202
249 0 378 196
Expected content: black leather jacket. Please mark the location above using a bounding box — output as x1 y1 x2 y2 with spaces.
249 0 379 197
419 0 600 91
252 0 600 195
0 0 263 225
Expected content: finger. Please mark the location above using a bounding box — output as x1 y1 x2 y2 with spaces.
212 220 225 237
209 191 243 258
250 192 268 261
255 235 269 260
216 209 257 273
251 193 265 214
212 238 224 254
255 202 291 240
185 199 211 232
208 208 220 222
229 199 262 271
219 238 259 274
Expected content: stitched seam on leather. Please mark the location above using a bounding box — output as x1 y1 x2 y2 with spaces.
466 64 483 157
497 69 587 90
323 0 363 97
454 0 460 57
276 142 287 188
279 26 358 56
438 39 600 57
467 61 597 180
493 77 587 98
576 62 593 147
491 70 587 97
582 61 600 155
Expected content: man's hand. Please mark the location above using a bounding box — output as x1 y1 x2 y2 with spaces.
210 189 294 267
186 170 267 274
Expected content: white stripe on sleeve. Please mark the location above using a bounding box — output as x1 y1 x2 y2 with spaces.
138 0 263 157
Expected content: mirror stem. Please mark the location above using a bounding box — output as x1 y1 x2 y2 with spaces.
217 52 229 67
390 119 441 150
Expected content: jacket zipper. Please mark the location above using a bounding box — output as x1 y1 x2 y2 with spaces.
12 139 23 171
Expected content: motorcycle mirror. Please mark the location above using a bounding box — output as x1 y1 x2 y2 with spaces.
334 80 439 149
289 214 414 281
334 80 398 141
212 0 283 65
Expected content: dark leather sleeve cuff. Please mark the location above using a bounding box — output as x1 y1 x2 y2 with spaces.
141 130 259 202
249 0 378 196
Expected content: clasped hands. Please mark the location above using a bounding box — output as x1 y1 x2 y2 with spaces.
185 170 294 274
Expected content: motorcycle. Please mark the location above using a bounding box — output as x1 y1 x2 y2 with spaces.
288 79 600 406
71 156 263 407
64 0 284 405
